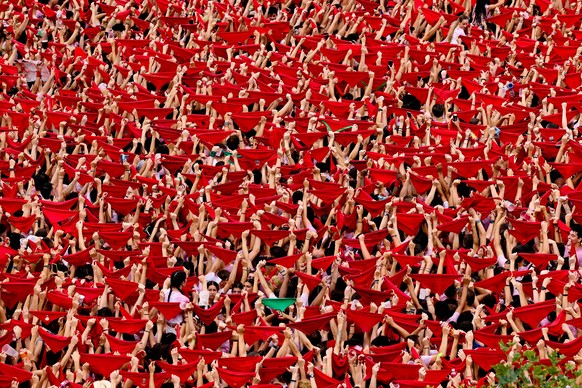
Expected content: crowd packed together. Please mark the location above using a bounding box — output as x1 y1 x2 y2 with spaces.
2 0 582 385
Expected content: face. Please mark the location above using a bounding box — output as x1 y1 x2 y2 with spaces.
208 285 218 299
569 230 580 245
461 20 469 28
244 282 252 291
232 287 242 294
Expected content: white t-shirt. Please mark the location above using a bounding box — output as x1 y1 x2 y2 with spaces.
451 27 466 45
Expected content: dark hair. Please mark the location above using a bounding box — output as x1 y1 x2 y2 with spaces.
432 104 445 118
170 270 187 289
167 271 187 302
571 223 582 238
226 135 240 150
207 281 219 291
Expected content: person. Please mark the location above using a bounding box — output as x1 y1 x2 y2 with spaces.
162 270 190 332
450 14 470 45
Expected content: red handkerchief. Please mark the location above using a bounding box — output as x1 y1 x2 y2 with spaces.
192 298 225 325
409 273 460 294
295 271 322 290
436 216 469 234
251 229 290 246
149 301 183 321
512 300 555 328
509 219 541 244
157 360 199 382
311 255 335 271
0 362 33 383
463 349 505 371
204 244 237 265
269 253 304 268
395 213 425 236
120 371 169 388
100 230 134 249
518 253 557 269
80 353 131 376
231 309 258 326
346 309 383 332
352 286 393 305
196 330 233 350
243 326 284 345
178 349 222 364
29 310 67 324
107 318 148 335
38 328 72 353
107 278 139 301
105 333 139 354
219 356 263 373
287 312 336 335
217 368 255 388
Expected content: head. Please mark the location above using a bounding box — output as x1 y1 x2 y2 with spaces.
170 270 187 290
569 224 582 246
207 281 219 301
458 14 469 29
264 261 277 274
432 103 445 118
232 282 243 294
244 280 253 292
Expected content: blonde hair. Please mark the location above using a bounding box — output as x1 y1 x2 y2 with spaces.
298 380 312 388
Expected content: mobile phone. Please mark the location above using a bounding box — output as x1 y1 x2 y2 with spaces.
120 154 128 163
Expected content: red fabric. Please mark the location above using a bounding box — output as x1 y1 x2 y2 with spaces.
192 298 225 325
120 371 170 388
232 309 258 326
30 310 67 324
196 330 233 350
217 368 255 388
0 362 33 383
352 286 394 305
80 353 131 376
107 318 148 335
395 213 425 236
346 309 384 332
204 244 238 264
244 326 285 345
463 349 507 371
38 329 72 353
269 253 304 268
107 277 139 301
149 301 183 321
105 334 139 354
179 349 222 364
287 312 336 335
512 300 555 328
251 229 291 245
409 273 460 294
218 356 263 373
295 271 322 290
509 219 541 244
157 360 199 381
99 230 134 249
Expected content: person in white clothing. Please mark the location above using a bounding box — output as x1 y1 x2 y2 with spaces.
451 14 470 45
163 271 190 332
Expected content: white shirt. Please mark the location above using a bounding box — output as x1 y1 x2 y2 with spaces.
451 27 466 45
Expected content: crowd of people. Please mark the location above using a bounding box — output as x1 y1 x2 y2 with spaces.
1 0 582 386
